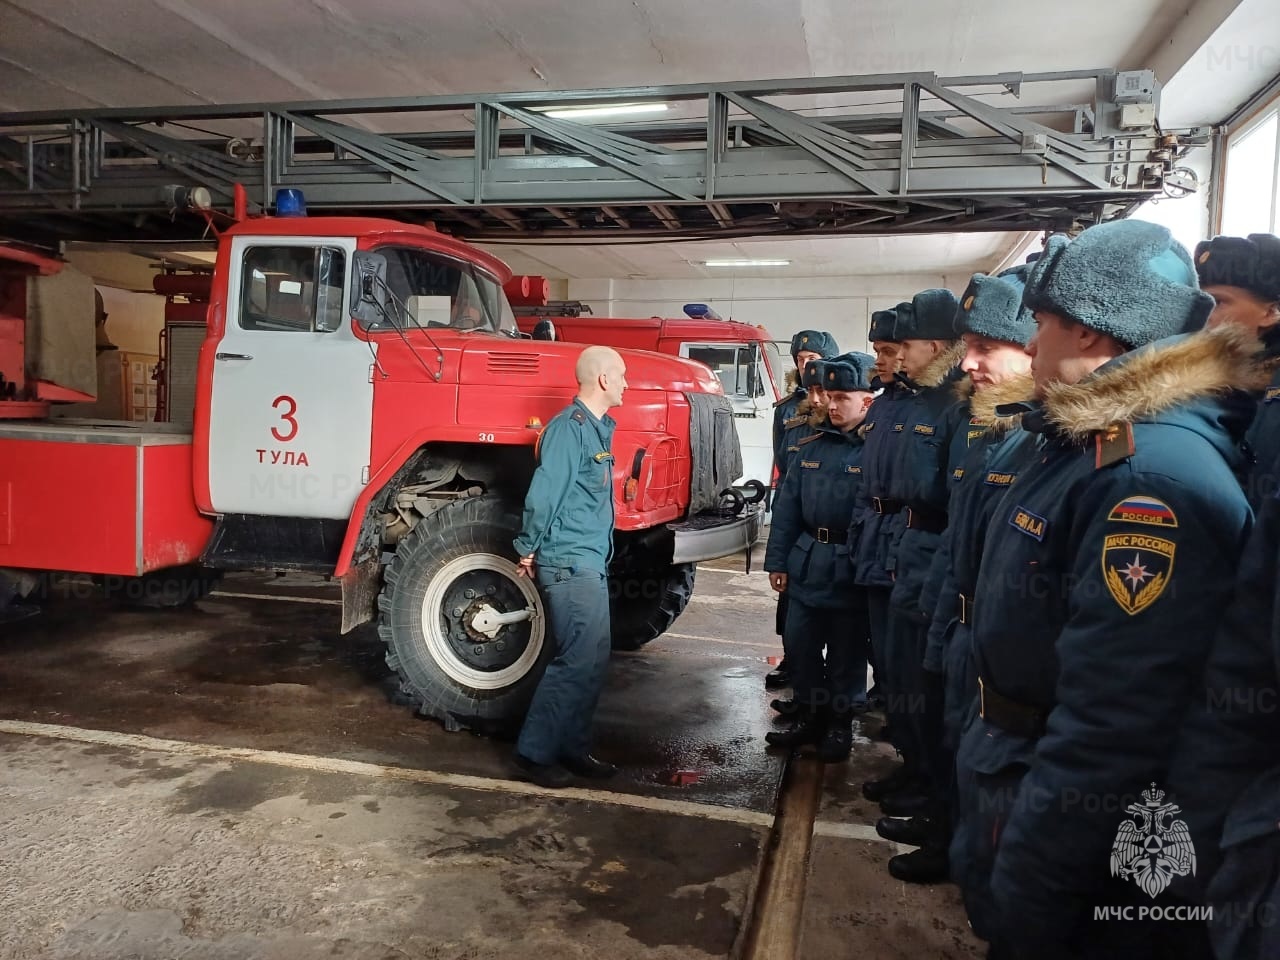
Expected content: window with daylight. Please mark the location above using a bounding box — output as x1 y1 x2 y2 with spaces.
1220 103 1280 237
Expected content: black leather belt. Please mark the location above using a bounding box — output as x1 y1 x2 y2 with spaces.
978 677 1048 738
871 497 904 514
807 526 848 545
904 503 947 533
958 592 974 625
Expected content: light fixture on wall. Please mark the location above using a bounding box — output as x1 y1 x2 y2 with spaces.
702 259 791 267
541 103 669 119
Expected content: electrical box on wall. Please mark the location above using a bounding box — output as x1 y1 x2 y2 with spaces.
1114 70 1157 104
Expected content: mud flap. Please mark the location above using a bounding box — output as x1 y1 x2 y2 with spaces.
341 556 381 633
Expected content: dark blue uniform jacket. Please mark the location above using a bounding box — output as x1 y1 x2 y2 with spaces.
765 420 866 610
962 328 1258 944
920 377 1040 741
883 350 969 617
851 383 909 588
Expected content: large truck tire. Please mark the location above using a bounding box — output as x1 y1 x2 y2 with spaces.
377 494 552 734
98 565 221 609
609 562 696 651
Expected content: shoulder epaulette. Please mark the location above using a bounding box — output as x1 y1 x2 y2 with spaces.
1094 422 1135 469
569 409 586 424
773 395 791 409
796 433 824 447
783 414 807 430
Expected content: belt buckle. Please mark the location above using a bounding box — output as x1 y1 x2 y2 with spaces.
817 527 830 544
959 592 970 625
904 506 915 528
978 676 986 720
872 497 883 514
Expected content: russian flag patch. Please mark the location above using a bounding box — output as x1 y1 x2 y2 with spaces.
1107 496 1178 529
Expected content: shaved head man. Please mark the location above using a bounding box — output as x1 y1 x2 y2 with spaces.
575 345 628 413
511 344 628 789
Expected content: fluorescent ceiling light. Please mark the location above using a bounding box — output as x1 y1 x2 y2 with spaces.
702 258 791 267
542 103 669 119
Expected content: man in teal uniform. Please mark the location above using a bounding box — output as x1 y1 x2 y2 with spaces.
1194 232 1280 507
764 354 877 762
953 221 1255 959
767 329 839 690
511 345 628 789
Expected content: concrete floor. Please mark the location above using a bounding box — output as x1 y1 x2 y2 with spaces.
0 551 983 960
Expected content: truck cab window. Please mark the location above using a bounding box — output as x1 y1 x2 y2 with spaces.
240 246 346 332
687 343 765 399
365 246 516 334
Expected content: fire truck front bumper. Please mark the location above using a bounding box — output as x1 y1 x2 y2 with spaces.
669 503 763 565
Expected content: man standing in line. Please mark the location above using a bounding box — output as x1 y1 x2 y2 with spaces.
871 289 965 822
1195 233 1280 507
767 329 840 690
510 345 628 789
879 268 1037 886
954 221 1255 959
764 354 878 761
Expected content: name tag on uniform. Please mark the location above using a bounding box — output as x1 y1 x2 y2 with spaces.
800 460 820 469
985 472 1016 486
846 465 861 474
594 451 614 463
914 424 936 436
968 428 985 444
1009 505 1047 541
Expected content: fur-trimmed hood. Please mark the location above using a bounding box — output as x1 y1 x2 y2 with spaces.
969 373 1036 431
1040 325 1267 442
903 341 966 390
796 395 828 427
785 369 800 394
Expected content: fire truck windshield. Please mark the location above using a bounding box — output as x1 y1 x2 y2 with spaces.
362 245 517 336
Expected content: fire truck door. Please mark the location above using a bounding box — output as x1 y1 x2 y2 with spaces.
207 236 372 519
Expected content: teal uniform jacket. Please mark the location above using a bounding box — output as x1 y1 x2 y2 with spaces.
882 351 968 617
851 382 909 588
959 329 1256 945
513 398 617 574
764 421 866 610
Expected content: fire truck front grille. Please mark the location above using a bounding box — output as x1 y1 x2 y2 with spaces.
685 392 743 515
486 352 541 376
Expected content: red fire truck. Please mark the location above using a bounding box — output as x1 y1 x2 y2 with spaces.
0 192 759 731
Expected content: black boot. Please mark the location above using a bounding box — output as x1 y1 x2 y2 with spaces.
815 711 853 762
887 844 949 883
861 765 913 802
875 815 936 846
764 711 824 749
770 697 799 717
764 657 791 690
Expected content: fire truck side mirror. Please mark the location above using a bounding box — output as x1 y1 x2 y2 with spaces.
532 319 557 341
350 251 390 328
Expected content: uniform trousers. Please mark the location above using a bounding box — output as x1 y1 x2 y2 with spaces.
516 566 611 765
785 595 868 715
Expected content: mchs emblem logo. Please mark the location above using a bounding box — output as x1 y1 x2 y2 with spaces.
1110 784 1196 898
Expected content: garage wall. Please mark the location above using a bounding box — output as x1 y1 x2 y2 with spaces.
97 287 166 356
565 274 979 351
